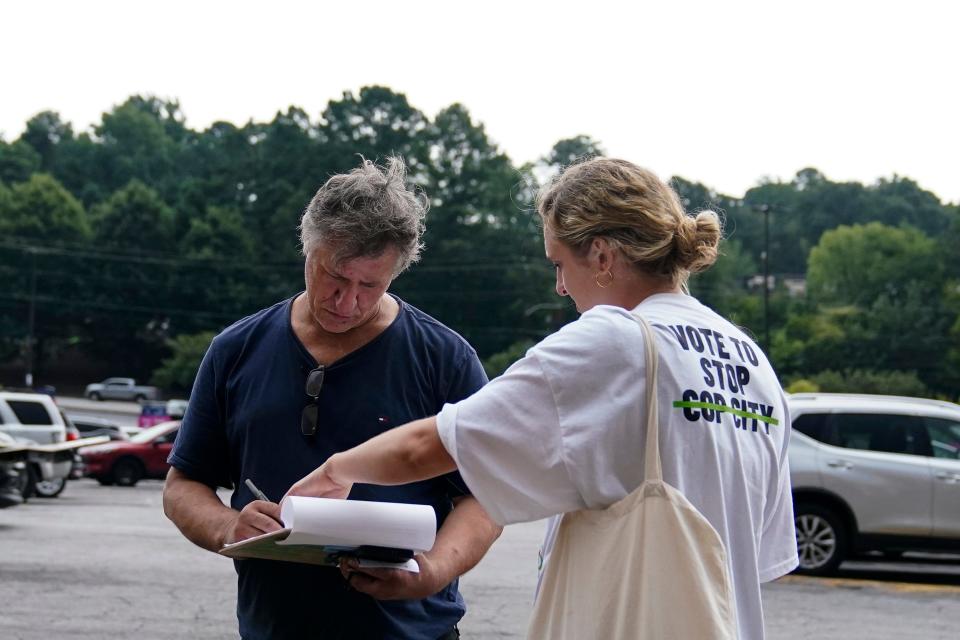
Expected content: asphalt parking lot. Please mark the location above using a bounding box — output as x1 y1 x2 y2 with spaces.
1 479 959 639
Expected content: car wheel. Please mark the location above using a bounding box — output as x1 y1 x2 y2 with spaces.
111 458 143 487
19 465 38 501
96 477 115 486
89 392 102 401
34 476 67 498
794 503 847 575
15 466 34 502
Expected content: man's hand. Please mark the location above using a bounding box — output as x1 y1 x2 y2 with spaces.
222 499 284 545
338 496 501 601
165 467 285 552
339 554 444 601
285 459 352 501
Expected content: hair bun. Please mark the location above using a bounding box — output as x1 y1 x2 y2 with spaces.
673 210 721 273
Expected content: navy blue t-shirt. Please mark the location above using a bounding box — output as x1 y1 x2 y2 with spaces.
168 294 488 640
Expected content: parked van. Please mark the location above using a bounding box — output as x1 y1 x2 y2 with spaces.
0 391 72 498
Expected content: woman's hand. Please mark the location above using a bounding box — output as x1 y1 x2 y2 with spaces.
285 459 353 500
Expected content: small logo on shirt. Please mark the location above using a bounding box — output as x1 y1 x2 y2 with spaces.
377 415 390 426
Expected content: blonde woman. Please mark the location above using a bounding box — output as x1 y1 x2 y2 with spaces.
290 158 798 639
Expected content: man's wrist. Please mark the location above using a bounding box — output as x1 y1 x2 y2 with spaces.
419 548 455 593
216 510 240 549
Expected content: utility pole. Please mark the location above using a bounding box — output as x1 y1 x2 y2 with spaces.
758 204 771 353
25 247 37 388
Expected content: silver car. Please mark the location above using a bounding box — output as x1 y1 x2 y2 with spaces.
788 393 960 574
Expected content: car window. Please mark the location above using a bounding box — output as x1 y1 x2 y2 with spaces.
793 413 828 442
827 413 931 456
156 428 179 444
923 418 960 460
132 423 176 443
7 400 54 425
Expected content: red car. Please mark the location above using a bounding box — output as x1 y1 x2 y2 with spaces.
80 421 179 487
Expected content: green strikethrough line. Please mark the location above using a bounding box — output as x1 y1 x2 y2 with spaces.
672 401 780 426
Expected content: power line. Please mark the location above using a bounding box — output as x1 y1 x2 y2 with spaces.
0 237 555 272
0 292 249 322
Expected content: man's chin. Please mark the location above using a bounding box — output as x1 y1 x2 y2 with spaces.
317 313 359 333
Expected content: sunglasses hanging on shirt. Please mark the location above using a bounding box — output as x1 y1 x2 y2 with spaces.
301 366 325 436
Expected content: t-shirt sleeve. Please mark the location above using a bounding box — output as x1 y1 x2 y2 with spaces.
167 336 232 489
758 392 800 582
436 346 490 498
443 347 489 404
436 350 583 526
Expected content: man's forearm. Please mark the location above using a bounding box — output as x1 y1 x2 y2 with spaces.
428 496 502 586
163 467 238 552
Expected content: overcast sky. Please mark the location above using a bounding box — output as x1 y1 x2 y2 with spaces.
3 0 957 203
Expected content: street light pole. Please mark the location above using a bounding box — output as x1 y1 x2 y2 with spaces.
759 204 771 353
25 247 38 388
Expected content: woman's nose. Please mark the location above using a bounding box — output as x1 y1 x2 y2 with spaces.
555 278 567 297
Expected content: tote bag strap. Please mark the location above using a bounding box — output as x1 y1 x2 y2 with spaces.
631 313 663 484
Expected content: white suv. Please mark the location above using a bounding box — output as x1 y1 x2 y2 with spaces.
788 393 960 574
0 391 72 498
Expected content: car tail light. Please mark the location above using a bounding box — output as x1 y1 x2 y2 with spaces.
66 431 78 441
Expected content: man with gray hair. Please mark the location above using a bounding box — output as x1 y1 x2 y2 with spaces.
163 158 501 639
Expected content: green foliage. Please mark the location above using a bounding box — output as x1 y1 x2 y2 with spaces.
785 378 819 393
940 210 960 280
152 331 217 391
483 340 536 379
0 139 41 183
543 136 605 170
180 205 255 260
803 369 930 398
0 173 89 242
320 86 429 170
91 180 176 251
688 239 756 316
22 111 74 172
807 222 940 307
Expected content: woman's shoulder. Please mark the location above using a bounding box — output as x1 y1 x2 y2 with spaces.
548 305 642 341
530 305 645 370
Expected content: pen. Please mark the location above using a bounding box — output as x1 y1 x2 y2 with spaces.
245 478 271 502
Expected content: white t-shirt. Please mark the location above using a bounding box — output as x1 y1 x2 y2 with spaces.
437 293 798 640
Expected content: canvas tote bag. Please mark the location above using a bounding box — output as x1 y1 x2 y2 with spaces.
526 314 738 639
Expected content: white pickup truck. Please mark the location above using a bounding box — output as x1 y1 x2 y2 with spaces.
84 378 160 402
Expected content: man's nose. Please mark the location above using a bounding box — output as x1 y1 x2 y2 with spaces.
334 285 359 313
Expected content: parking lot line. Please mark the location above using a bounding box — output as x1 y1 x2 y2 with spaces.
779 574 960 595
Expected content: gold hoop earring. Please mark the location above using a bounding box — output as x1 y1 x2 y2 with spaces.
595 271 614 289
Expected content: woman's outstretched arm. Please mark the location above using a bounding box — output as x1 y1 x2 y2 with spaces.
286 416 454 499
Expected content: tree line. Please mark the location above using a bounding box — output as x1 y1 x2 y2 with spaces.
0 86 958 398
